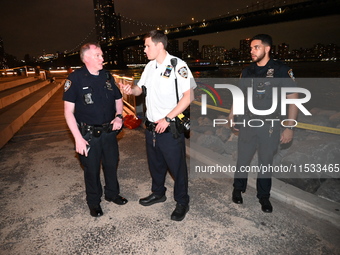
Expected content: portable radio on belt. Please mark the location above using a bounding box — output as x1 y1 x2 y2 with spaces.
177 113 190 131
171 58 190 133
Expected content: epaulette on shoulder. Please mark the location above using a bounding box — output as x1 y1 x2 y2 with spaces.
105 70 111 80
72 67 85 75
271 59 285 66
267 59 285 71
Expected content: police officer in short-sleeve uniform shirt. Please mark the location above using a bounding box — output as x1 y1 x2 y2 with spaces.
120 30 196 221
63 43 128 217
229 34 298 213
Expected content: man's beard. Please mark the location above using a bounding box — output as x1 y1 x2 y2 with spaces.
252 51 266 63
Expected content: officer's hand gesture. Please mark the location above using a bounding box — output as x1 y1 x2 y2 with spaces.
120 83 132 95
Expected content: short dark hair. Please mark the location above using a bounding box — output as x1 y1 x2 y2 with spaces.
251 34 273 48
144 30 168 49
80 42 101 62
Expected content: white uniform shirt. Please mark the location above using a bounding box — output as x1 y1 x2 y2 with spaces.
137 52 197 122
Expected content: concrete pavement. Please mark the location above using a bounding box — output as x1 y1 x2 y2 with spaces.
0 125 340 254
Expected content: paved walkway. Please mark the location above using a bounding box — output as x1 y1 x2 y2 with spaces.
0 87 339 254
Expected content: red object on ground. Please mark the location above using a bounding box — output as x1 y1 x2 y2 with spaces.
123 115 142 129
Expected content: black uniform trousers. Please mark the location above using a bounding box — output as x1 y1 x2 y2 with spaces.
233 121 280 199
145 130 189 206
79 131 120 207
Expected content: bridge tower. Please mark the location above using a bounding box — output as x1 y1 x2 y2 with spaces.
93 0 125 68
93 0 121 43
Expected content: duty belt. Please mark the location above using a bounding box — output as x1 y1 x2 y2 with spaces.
79 122 113 137
145 119 170 133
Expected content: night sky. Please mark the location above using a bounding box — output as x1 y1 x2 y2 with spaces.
1 0 339 60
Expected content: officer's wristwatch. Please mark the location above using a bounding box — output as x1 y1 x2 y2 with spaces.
165 116 172 123
115 114 123 119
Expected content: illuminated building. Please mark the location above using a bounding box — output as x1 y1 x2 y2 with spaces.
183 39 199 59
0 36 6 69
167 40 180 58
239 38 251 59
93 0 122 43
278 43 289 59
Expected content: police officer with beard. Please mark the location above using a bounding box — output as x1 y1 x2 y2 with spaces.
229 34 298 213
63 43 128 217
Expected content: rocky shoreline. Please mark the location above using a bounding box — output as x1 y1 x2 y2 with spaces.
190 107 340 203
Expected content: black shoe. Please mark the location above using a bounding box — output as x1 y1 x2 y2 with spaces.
89 205 103 217
232 189 243 204
139 193 166 206
171 204 189 221
259 198 273 213
105 195 128 205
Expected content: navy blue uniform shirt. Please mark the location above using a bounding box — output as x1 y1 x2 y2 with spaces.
239 58 296 112
63 66 122 125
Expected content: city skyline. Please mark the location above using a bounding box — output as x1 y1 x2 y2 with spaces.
1 32 338 61
0 0 339 60
120 37 338 66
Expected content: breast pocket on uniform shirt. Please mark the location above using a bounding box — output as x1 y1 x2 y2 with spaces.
82 86 94 105
105 88 117 105
159 76 175 96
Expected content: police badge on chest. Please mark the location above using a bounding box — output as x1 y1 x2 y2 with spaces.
266 68 274 78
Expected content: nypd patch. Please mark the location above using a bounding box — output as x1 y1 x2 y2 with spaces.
288 69 295 81
64 79 72 92
266 68 274 78
178 66 188 79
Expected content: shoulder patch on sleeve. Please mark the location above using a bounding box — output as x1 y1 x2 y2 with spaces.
64 79 72 92
288 69 295 81
178 66 188 79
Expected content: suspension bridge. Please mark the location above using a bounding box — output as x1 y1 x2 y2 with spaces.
61 0 339 67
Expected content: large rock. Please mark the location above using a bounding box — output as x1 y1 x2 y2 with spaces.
315 179 340 203
309 108 322 115
192 125 215 134
196 134 226 154
329 112 340 126
317 109 337 117
281 133 340 179
277 178 322 193
215 126 231 142
197 117 213 126
224 139 238 155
